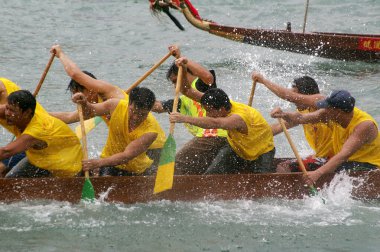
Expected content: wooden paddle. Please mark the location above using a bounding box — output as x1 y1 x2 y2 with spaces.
78 104 95 201
125 51 172 94
75 52 172 139
277 118 325 203
75 116 103 140
8 53 55 143
153 65 183 194
247 80 257 106
33 53 56 97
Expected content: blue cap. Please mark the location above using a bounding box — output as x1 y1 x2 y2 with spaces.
316 90 355 112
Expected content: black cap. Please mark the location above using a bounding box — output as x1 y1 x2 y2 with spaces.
316 90 355 112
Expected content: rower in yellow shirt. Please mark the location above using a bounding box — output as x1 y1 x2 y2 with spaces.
49 45 165 171
0 78 26 176
72 87 164 176
272 90 380 185
169 58 275 174
252 72 334 172
0 90 82 178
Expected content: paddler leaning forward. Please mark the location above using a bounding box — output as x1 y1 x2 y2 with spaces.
271 90 380 186
49 45 166 172
0 78 26 175
169 57 276 174
72 87 164 176
0 90 83 178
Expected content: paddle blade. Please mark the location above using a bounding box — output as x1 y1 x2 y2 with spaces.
75 116 103 139
154 134 176 194
309 185 326 204
81 177 95 201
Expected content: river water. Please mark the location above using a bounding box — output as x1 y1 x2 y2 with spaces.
0 0 379 251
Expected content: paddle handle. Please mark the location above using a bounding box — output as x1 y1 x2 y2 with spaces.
125 52 172 94
9 53 55 143
169 65 183 135
277 118 307 173
248 80 257 106
278 118 323 199
77 104 90 179
33 53 55 97
302 0 310 33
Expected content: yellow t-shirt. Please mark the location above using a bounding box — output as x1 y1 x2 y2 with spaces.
0 78 46 136
22 110 83 177
100 99 164 173
227 101 274 160
299 109 334 158
332 107 380 167
98 88 165 149
0 78 21 135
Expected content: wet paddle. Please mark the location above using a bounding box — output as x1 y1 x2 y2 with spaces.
154 65 183 194
74 52 172 138
78 104 95 201
248 80 257 106
277 118 325 203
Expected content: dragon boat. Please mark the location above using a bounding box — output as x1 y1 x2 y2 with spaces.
150 0 380 62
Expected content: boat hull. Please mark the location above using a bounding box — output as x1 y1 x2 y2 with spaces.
209 24 380 62
178 2 380 62
1 171 379 204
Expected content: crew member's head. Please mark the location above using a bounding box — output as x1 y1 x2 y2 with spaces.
67 71 98 103
292 76 320 110
200 88 231 117
166 62 216 92
5 90 36 126
128 87 156 123
316 90 355 116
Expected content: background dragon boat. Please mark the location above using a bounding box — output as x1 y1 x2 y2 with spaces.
150 0 380 62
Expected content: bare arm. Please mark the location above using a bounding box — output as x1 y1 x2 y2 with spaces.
252 72 324 108
82 132 158 170
151 101 166 113
51 45 122 99
168 44 214 85
175 58 204 102
186 59 214 85
271 107 329 125
0 135 42 160
270 120 298 136
50 111 79 124
0 80 7 104
305 121 379 184
170 112 247 133
0 104 5 118
72 92 118 119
